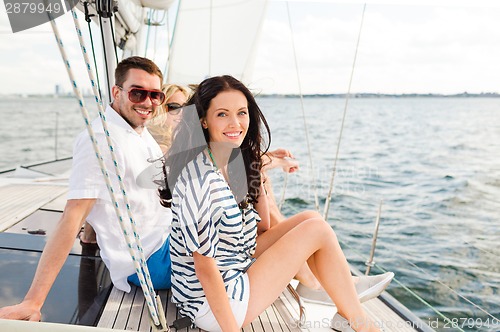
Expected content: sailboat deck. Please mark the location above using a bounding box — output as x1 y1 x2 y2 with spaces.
0 171 426 332
97 286 300 332
97 284 421 332
0 183 67 231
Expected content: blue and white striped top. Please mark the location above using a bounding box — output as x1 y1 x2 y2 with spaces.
169 151 260 321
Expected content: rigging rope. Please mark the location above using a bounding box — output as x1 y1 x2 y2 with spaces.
108 12 119 64
144 9 152 58
49 10 167 330
162 9 171 83
461 238 498 258
165 1 182 82
342 234 499 329
98 14 112 100
208 0 213 76
152 9 165 61
426 217 499 258
275 7 313 323
323 4 366 221
70 9 167 329
404 257 500 324
285 1 319 212
277 172 288 212
153 12 158 60
84 2 102 100
147 9 166 62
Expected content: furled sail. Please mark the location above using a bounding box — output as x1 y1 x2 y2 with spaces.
77 0 175 53
114 0 175 52
167 0 268 86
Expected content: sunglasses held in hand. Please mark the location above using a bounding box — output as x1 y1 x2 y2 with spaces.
166 103 183 115
118 86 166 105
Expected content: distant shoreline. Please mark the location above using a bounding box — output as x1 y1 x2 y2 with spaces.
1 92 499 98
257 92 500 98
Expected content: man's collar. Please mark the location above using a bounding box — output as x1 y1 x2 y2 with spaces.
105 104 136 132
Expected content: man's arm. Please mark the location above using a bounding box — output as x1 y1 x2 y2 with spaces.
261 148 299 227
0 198 95 321
255 182 270 234
261 174 284 228
262 148 299 173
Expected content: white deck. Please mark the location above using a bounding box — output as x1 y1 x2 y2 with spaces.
0 183 67 231
96 282 420 332
0 166 425 332
97 286 301 332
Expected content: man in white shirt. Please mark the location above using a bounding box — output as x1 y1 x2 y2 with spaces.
0 56 171 321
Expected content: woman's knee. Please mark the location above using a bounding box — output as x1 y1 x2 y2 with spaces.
301 217 336 240
296 210 323 221
289 211 337 243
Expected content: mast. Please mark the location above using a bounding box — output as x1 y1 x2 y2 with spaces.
96 0 117 105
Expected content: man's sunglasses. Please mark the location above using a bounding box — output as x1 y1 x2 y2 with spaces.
118 86 166 106
166 103 183 115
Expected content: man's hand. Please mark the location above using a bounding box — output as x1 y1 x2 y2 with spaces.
0 302 41 321
0 198 95 323
263 148 299 173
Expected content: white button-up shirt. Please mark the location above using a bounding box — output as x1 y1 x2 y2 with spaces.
68 105 171 292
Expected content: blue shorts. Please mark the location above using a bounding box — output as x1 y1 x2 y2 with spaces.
127 236 172 289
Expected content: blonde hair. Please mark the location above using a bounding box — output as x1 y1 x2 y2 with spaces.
148 84 191 153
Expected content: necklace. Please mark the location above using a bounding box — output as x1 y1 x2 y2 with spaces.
207 147 218 169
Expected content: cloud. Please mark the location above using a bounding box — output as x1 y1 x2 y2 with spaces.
0 9 104 95
1 1 499 95
252 2 500 94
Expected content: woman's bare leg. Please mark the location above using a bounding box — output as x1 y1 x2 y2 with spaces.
245 215 379 332
265 178 323 289
254 210 321 257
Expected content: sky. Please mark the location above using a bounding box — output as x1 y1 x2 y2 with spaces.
0 0 499 95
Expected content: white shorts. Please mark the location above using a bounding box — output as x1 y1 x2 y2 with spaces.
194 273 250 331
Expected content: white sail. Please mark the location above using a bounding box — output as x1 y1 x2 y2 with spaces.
167 0 268 86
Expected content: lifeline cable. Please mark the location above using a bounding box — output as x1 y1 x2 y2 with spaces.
340 238 500 332
285 1 319 212
323 3 366 221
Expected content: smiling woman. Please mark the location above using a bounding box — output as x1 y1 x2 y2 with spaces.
161 75 392 332
200 89 250 149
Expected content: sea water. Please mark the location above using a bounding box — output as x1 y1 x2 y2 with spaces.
0 96 499 331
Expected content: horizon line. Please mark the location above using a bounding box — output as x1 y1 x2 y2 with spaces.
1 91 499 98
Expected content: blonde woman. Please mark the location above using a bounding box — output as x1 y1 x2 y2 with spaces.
148 83 191 153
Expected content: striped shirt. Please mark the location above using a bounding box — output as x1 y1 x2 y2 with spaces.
170 152 260 321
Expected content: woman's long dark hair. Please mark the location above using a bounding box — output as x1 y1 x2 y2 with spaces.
158 75 271 207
